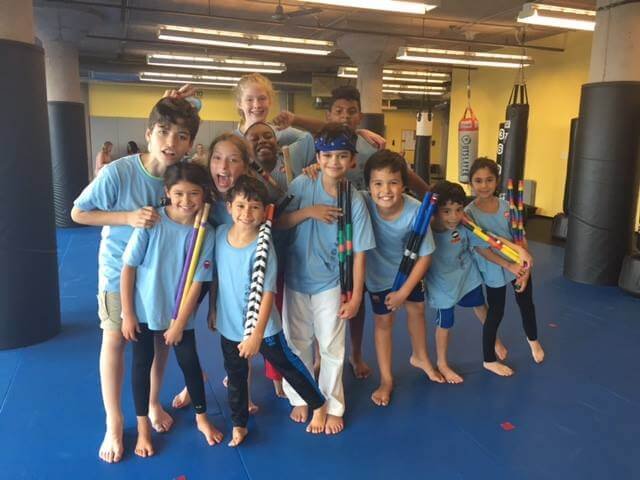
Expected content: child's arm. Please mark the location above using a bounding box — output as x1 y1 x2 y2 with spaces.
407 170 430 198
276 205 342 229
120 265 140 341
339 251 366 320
272 111 325 134
207 278 218 331
385 255 431 311
71 206 160 228
475 247 526 278
164 281 203 346
237 291 274 359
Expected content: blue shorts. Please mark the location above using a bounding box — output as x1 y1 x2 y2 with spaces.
368 281 425 315
435 285 485 329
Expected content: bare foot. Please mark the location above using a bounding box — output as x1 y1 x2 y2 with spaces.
371 382 393 407
196 414 224 446
410 355 445 383
228 426 248 447
306 405 327 434
273 380 286 398
349 355 371 379
149 403 174 433
249 400 259 415
324 415 344 435
495 339 508 361
484 361 514 377
529 340 545 363
98 416 124 463
290 405 308 423
172 387 191 409
222 376 228 388
134 417 155 458
437 363 464 384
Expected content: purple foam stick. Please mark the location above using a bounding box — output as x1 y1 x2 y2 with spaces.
172 211 201 319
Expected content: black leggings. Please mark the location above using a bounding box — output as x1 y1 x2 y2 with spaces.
483 277 538 362
132 324 206 416
221 332 325 428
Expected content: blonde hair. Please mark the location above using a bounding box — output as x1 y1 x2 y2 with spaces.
234 73 275 123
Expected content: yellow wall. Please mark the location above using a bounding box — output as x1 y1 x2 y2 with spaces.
88 82 443 164
445 31 592 216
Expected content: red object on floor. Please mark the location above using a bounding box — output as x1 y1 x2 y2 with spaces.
175 476 186 480
500 422 515 431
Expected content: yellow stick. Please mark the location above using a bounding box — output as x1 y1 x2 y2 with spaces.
281 145 294 184
461 216 522 264
179 203 211 313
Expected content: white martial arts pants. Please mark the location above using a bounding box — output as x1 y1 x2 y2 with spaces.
282 285 346 417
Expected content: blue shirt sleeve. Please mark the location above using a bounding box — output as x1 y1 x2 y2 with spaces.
122 227 150 267
286 133 316 176
194 226 216 283
351 189 376 253
74 166 119 211
418 227 436 257
284 176 305 213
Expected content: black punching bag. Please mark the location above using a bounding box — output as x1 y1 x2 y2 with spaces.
414 111 432 183
49 102 90 227
0 40 61 349
551 118 579 240
497 84 529 195
564 82 640 285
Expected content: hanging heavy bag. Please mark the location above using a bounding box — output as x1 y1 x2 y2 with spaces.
458 107 479 184
498 83 529 195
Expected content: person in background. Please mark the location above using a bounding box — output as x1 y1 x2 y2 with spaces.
95 141 113 175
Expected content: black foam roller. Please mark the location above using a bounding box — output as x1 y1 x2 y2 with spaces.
563 118 579 214
49 101 89 227
564 82 640 285
414 134 431 183
0 40 61 349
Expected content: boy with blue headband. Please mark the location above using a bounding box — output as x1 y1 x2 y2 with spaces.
276 123 375 435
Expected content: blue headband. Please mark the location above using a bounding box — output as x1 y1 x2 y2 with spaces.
315 133 358 153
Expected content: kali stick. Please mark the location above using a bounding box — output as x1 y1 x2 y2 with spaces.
337 181 347 303
461 215 522 265
249 159 285 196
281 145 294 184
392 192 432 291
507 179 519 242
344 180 353 301
178 203 211 313
243 204 276 339
517 180 525 245
172 210 202 320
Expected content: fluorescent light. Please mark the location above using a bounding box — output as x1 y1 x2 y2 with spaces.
338 66 449 83
139 71 239 87
299 0 438 14
383 83 446 91
397 47 533 69
158 25 334 56
383 89 445 96
147 54 286 74
517 3 596 31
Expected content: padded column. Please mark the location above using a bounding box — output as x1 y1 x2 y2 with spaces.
0 39 61 349
564 82 640 285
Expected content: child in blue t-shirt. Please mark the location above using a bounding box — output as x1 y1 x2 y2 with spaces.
277 124 376 435
72 97 199 464
363 151 445 407
121 163 222 457
425 181 489 384
214 175 325 447
466 157 543 376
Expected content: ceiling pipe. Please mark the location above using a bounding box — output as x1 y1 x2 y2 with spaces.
44 0 565 52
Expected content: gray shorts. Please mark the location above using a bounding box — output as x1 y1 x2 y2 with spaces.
97 291 122 331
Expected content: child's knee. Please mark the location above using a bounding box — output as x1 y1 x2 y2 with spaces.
374 315 394 330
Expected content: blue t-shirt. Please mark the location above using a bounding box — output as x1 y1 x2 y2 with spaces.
122 208 215 330
347 135 378 190
284 173 376 295
426 226 486 309
215 224 281 342
364 193 435 292
209 200 232 227
73 154 164 292
465 198 516 288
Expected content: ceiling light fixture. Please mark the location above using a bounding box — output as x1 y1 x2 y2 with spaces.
397 47 533 69
298 0 438 14
383 83 446 91
517 3 596 31
158 25 334 56
147 54 286 74
139 71 240 87
338 66 449 83
383 89 445 96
